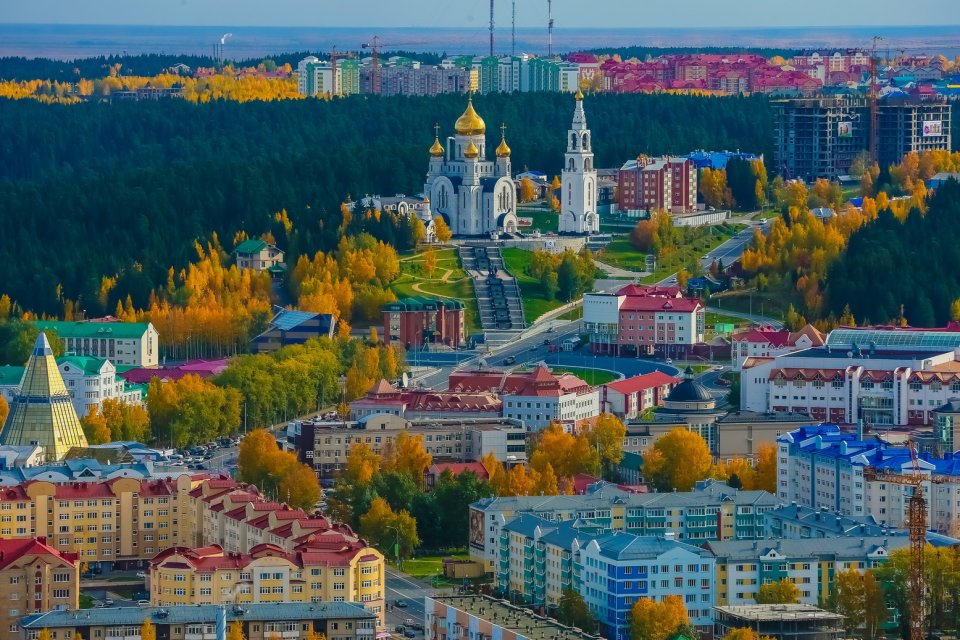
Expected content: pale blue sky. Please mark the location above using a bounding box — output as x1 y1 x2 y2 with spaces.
2 0 957 28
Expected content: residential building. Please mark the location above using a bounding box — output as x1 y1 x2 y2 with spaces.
763 503 913 540
448 364 600 431
20 602 377 640
584 284 705 359
469 479 780 573
349 379 501 420
600 371 678 419
777 424 960 533
251 309 336 354
425 595 598 640
35 320 159 368
0 472 199 570
0 446 45 469
186 479 385 623
495 514 715 639
0 334 88 461
731 325 825 371
150 542 384 612
617 156 696 214
383 296 465 349
707 537 906 607
773 96 951 180
713 604 844 640
295 415 527 478
0 537 79 640
740 325 960 426
234 238 285 274
424 462 489 490
297 56 350 96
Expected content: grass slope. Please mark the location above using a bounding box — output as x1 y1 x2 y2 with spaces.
501 248 566 323
391 248 482 335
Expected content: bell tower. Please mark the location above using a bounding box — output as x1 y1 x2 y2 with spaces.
560 90 598 234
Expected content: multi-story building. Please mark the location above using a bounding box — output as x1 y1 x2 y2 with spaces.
383 296 465 349
763 503 917 540
777 425 960 533
251 309 336 354
35 320 159 368
350 379 501 420
294 415 527 478
2 355 144 418
234 238 285 273
741 325 960 426
150 542 384 611
617 156 697 214
469 480 780 573
425 595 598 640
187 479 385 623
773 96 951 180
584 284 705 359
495 514 715 639
713 604 844 640
0 537 78 640
731 325 825 371
21 602 377 640
707 537 906 607
448 364 600 431
600 371 678 419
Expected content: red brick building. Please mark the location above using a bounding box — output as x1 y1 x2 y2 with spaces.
383 296 465 349
618 156 697 213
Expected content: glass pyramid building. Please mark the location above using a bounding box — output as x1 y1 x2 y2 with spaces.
0 333 88 460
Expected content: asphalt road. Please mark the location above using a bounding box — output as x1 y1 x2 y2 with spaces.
384 568 431 635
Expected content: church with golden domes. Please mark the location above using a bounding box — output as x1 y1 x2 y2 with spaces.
424 97 519 237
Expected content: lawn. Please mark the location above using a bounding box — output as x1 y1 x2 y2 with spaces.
501 247 566 323
79 594 93 609
550 366 618 386
598 224 745 282
399 554 469 581
517 208 559 233
711 288 795 323
557 306 583 321
392 249 482 335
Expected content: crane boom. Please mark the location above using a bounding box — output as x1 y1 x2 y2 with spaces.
361 36 424 95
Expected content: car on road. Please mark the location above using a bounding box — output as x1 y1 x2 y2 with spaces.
665 358 673 365
394 600 408 608
103 599 114 606
136 571 146 578
95 603 107 608
502 356 516 365
542 338 551 345
403 631 416 639
394 627 405 634
138 600 150 607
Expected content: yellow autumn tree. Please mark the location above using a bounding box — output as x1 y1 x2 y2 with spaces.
519 177 537 203
642 428 713 492
433 216 453 242
627 595 689 640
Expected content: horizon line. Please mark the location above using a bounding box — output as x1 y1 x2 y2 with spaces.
2 22 959 30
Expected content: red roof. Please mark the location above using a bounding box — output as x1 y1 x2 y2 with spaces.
449 364 592 398
604 371 679 394
620 297 701 312
426 462 490 481
733 328 792 347
0 537 78 570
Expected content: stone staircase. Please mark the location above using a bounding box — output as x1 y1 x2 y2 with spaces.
459 244 526 348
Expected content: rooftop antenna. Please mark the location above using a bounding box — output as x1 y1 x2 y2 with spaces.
547 0 554 58
489 0 495 57
512 0 517 56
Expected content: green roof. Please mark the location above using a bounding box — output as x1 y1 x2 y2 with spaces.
34 321 151 340
618 451 643 472
58 355 108 375
0 365 25 387
384 295 465 312
234 238 268 254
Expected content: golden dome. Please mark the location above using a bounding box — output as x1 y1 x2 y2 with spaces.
575 88 584 100
429 136 444 157
455 97 486 136
496 135 511 158
463 141 479 159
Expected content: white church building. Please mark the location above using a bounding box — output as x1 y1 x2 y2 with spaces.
559 90 599 234
424 98 519 237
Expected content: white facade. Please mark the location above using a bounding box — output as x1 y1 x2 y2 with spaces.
297 56 343 96
424 99 519 237
58 357 143 418
559 93 599 234
501 388 600 431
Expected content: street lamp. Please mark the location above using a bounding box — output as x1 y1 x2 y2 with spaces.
386 525 401 570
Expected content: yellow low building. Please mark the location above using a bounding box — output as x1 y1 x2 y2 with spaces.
0 536 79 640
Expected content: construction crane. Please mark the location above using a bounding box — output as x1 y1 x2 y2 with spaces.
868 35 882 164
361 36 424 95
863 443 960 640
326 46 356 97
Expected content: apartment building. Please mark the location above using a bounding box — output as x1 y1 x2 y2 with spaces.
187 479 385 623
731 325 824 371
617 157 697 214
0 537 78 640
294 415 528 478
600 371 678 419
21 603 376 640
349 379 501 421
469 480 779 573
777 425 960 533
35 320 159 368
425 595 599 640
496 514 715 640
707 537 907 607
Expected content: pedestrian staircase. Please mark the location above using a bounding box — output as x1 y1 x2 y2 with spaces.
459 243 526 348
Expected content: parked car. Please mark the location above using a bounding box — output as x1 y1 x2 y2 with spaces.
665 358 673 365
394 600 408 609
502 355 516 365
394 627 405 634
137 600 150 607
103 599 114 606
136 571 146 578
404 631 416 638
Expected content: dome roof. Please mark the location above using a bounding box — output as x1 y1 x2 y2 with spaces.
495 135 511 157
455 97 486 136
575 88 584 100
666 366 713 403
429 136 444 157
463 141 480 159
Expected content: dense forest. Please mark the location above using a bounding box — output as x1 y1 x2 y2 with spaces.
0 92 773 314
826 180 960 327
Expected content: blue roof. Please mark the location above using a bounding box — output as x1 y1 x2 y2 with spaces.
680 150 762 170
592 532 711 561
268 309 334 332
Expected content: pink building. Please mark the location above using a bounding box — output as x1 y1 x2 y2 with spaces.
731 324 825 371
601 371 679 419
618 156 696 213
